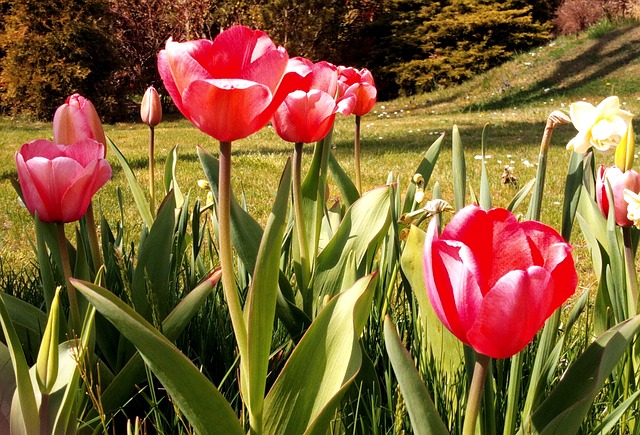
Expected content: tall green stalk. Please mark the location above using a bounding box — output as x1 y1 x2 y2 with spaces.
218 141 248 361
463 353 491 435
293 142 311 310
149 126 156 216
354 115 362 194
56 223 80 333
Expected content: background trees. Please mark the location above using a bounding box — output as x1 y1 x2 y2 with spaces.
0 0 635 120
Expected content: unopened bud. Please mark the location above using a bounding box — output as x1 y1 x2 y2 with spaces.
141 86 162 127
36 287 61 394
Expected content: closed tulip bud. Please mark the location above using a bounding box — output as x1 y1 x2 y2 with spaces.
53 94 107 149
141 86 162 127
596 165 640 227
36 287 61 394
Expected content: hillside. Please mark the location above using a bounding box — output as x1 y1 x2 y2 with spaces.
388 21 640 117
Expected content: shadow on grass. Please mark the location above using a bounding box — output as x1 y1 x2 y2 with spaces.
466 24 640 111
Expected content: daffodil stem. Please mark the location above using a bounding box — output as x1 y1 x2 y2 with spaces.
85 202 102 277
623 226 638 316
354 115 362 194
56 223 80 334
293 142 311 313
218 141 248 359
463 353 491 435
149 126 156 216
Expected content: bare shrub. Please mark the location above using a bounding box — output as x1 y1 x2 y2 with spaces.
555 0 638 35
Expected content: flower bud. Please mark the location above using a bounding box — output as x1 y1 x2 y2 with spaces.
53 94 107 149
36 287 61 394
141 86 162 127
596 165 640 227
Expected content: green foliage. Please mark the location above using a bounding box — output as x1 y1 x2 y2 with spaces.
0 0 123 120
381 0 552 95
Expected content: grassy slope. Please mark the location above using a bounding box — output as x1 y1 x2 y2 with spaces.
0 21 639 272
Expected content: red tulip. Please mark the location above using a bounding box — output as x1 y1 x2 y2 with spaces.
272 59 355 143
596 165 640 227
423 205 577 359
158 25 301 142
141 86 162 127
53 94 107 148
15 139 112 223
337 66 377 117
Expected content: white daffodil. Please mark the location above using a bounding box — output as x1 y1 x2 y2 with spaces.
623 188 640 228
566 96 633 155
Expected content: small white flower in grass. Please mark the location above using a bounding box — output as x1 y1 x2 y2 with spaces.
624 188 640 228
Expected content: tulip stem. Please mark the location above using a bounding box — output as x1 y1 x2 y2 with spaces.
149 126 156 216
463 353 491 435
218 141 248 358
293 142 312 310
623 226 638 315
85 202 102 277
56 223 80 334
354 115 362 194
40 393 49 435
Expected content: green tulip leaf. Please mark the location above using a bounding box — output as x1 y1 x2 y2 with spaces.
0 343 15 433
97 269 222 414
383 316 449 435
561 151 585 242
452 125 466 211
328 151 359 208
72 279 244 435
400 226 463 375
0 294 39 435
245 159 291 431
507 178 536 213
402 133 444 214
313 185 391 302
263 273 377 434
131 190 176 322
107 137 154 228
479 123 492 211
519 315 640 435
164 144 184 207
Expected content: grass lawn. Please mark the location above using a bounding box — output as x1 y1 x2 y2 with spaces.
1 21 638 280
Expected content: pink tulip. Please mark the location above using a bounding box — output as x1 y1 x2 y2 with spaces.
337 66 377 117
158 25 301 142
272 59 355 143
15 139 112 223
141 86 163 127
423 205 577 359
53 94 107 148
596 165 640 227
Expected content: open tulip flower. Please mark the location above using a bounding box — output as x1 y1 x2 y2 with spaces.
423 205 577 359
337 66 377 117
566 95 633 155
15 139 112 224
596 165 640 227
158 25 301 142
53 93 107 149
273 59 355 143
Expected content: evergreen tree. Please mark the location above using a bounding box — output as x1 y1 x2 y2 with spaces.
378 0 552 96
0 0 122 119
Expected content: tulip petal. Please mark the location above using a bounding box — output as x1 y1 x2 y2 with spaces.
15 153 52 222
596 95 621 119
424 218 483 343
63 139 106 167
440 206 532 292
61 159 112 222
468 266 553 359
181 79 272 142
273 90 338 143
